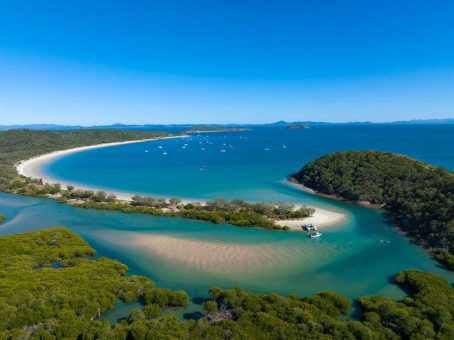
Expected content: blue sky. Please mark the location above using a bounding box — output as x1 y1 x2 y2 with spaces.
0 0 453 124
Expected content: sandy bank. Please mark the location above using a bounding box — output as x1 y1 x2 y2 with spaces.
275 206 346 230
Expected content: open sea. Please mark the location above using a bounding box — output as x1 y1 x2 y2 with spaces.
1 124 454 321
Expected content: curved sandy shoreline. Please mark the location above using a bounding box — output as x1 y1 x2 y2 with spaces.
15 136 186 201
14 136 346 229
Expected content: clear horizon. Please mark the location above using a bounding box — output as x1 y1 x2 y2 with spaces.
1 1 454 125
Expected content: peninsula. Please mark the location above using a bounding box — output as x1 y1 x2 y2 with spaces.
291 150 454 268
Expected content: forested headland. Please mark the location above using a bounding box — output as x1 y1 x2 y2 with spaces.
1 227 454 339
292 151 454 268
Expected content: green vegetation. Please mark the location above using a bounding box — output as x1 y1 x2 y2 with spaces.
293 151 454 265
2 228 454 339
76 198 313 230
0 214 5 223
0 227 188 339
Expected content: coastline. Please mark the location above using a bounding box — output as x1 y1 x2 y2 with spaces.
15 136 187 201
15 137 346 229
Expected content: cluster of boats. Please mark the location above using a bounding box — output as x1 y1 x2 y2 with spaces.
302 223 322 238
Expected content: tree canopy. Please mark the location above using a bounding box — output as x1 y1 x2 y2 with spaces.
293 151 454 266
2 228 454 339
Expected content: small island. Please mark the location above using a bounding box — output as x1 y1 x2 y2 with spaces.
291 150 454 268
284 124 310 129
0 214 4 223
184 125 249 133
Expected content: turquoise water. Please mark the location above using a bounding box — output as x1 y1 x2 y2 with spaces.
44 125 454 203
2 125 454 321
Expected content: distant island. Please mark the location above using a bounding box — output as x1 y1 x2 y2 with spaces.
1 118 453 131
284 124 310 129
291 150 454 268
184 125 249 133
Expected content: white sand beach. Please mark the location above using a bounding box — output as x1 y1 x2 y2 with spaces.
15 136 186 201
15 136 347 229
275 206 346 230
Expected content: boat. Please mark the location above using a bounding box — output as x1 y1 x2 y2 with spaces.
264 148 270 151
220 149 226 153
162 152 167 155
302 223 318 231
158 146 163 149
310 232 322 238
144 150 149 153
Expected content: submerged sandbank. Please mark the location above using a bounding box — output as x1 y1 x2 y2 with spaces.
15 136 347 229
101 231 346 279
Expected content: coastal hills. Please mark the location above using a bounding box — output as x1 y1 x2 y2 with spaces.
1 118 453 131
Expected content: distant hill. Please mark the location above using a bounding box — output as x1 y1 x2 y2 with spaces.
1 118 453 131
184 125 249 133
267 118 454 126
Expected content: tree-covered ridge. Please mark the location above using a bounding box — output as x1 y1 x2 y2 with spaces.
0 129 169 188
0 214 5 223
292 151 454 265
0 227 188 339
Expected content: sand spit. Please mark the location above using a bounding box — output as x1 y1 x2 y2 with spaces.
14 135 347 228
275 206 346 230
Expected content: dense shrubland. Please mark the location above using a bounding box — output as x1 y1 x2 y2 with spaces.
2 228 454 339
78 197 313 230
0 228 188 339
293 151 454 266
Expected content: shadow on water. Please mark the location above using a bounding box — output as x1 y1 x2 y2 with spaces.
191 296 208 305
183 311 204 320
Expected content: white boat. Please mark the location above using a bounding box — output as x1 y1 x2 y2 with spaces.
220 149 226 153
158 146 163 149
310 232 322 238
162 152 167 155
264 148 270 151
144 150 149 153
